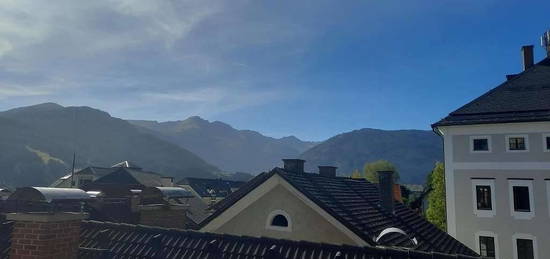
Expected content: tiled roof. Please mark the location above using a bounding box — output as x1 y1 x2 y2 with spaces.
177 177 246 198
79 220 482 259
201 168 477 256
433 58 550 127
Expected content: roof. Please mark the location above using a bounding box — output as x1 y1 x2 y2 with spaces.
79 220 483 259
433 58 550 127
201 168 477 256
112 160 142 169
177 177 246 198
8 187 90 202
92 167 164 187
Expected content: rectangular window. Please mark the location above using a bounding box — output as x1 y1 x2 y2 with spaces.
509 179 535 220
513 186 531 212
476 185 492 210
473 138 489 151
516 239 534 259
546 136 550 151
470 136 491 153
472 179 495 217
479 236 496 258
509 137 526 150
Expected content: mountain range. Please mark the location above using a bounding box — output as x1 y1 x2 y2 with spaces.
0 103 443 187
0 103 219 187
128 117 317 175
300 128 443 184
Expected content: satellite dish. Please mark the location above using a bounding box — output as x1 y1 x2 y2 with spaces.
375 227 418 246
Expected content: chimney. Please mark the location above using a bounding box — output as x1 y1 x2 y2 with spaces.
282 159 305 174
521 45 534 71
318 166 337 177
6 212 87 258
377 171 395 214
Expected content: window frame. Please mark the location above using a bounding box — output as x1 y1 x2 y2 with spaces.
505 134 529 152
470 136 492 153
475 231 499 259
508 180 535 220
542 134 550 152
265 209 292 232
472 179 496 217
512 233 538 259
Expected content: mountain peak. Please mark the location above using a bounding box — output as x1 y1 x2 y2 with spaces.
1 102 64 115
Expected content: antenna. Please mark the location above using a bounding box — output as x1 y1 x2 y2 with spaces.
70 107 77 188
541 30 550 57
71 152 76 187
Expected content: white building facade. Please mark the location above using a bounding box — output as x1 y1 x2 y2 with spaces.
433 44 550 259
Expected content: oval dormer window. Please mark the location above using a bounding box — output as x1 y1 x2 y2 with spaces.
266 210 292 231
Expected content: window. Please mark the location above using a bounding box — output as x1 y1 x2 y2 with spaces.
512 234 537 259
508 180 535 219
513 186 531 212
472 179 496 217
475 231 499 259
265 210 292 231
271 215 288 227
506 135 529 152
474 139 489 151
543 134 550 152
470 136 491 153
476 185 492 210
516 239 534 259
479 236 496 258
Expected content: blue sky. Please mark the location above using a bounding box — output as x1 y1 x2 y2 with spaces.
0 1 549 141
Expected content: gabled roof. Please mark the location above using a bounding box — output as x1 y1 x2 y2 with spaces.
177 177 246 198
433 58 550 127
79 220 482 259
201 168 477 256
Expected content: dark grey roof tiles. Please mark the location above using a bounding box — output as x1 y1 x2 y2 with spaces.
434 58 550 127
79 220 483 259
177 178 246 198
200 168 477 256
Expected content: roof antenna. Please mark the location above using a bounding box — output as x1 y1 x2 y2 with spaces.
71 152 76 187
70 106 77 188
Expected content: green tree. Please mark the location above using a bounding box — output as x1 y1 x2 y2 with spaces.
350 169 363 179
426 162 446 231
363 160 400 183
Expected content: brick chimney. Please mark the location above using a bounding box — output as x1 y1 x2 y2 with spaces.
6 212 87 259
377 171 395 214
282 159 305 174
318 166 337 177
521 45 534 71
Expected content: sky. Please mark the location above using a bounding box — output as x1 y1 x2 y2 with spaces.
0 0 549 141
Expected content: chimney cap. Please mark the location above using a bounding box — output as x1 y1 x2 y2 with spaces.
282 159 306 174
